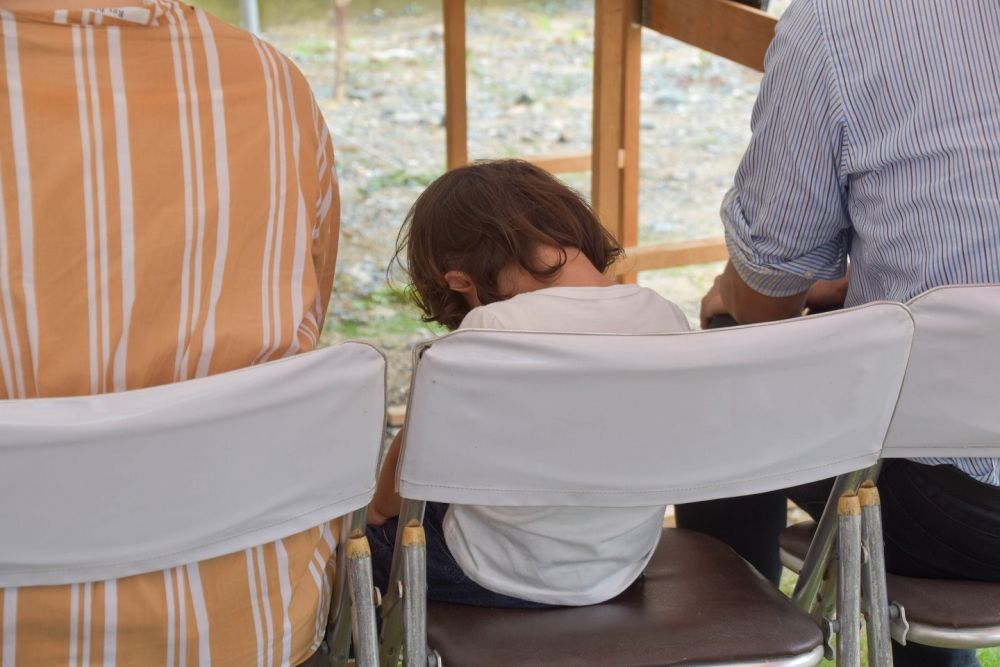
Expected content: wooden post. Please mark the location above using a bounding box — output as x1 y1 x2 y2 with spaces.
592 0 641 282
333 0 350 103
443 0 468 169
619 1 641 283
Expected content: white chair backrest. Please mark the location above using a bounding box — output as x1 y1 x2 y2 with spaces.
397 303 914 507
0 342 386 587
883 284 1000 458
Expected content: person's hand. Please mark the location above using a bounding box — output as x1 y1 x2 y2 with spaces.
367 505 389 526
804 277 849 312
700 274 729 329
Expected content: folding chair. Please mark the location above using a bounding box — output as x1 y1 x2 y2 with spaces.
379 302 914 667
0 342 387 667
782 284 1000 657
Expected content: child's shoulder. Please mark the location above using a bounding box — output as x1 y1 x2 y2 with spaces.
458 304 507 330
458 285 690 333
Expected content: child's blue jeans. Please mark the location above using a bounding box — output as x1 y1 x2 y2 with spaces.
367 502 551 609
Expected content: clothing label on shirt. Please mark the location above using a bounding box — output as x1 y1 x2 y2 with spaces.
95 7 151 24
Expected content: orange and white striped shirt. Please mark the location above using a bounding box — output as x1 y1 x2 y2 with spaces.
0 2 340 665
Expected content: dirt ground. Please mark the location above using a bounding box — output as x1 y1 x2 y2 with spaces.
253 0 791 405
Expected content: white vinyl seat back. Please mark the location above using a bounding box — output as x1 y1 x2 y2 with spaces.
0 342 386 588
397 303 914 507
883 284 1000 458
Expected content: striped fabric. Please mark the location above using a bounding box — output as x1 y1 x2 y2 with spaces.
0 2 340 665
722 0 1000 485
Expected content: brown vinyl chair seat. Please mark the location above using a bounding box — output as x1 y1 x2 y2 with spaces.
780 521 1000 647
426 528 823 666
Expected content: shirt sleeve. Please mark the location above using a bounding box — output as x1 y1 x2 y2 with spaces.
722 0 852 297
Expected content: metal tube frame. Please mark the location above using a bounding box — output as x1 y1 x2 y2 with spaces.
347 534 380 667
792 469 869 614
378 498 426 667
327 508 367 667
401 524 428 667
859 483 893 667
239 0 261 34
837 493 863 667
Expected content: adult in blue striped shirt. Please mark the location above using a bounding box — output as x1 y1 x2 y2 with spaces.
691 1 1000 665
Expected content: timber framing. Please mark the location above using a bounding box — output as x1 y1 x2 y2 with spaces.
441 0 778 278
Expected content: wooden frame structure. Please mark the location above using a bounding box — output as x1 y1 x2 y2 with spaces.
442 0 777 281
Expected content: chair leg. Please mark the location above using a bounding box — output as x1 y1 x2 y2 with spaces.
401 523 428 667
347 534 380 667
859 482 894 667
794 470 868 614
837 492 862 667
327 509 366 667
379 500 426 667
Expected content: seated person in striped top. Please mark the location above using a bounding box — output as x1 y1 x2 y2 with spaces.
0 1 339 665
692 2 1000 666
367 160 689 607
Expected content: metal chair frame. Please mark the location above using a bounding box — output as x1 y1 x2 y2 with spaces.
0 343 387 667
788 284 1000 662
376 304 915 667
326 509 381 667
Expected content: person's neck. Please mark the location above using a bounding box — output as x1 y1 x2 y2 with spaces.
0 0 138 10
537 246 615 289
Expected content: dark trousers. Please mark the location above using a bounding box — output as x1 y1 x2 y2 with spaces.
676 460 1000 667
367 502 551 608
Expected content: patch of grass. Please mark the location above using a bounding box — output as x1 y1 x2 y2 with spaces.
981 648 1000 667
782 570 1000 666
291 34 332 58
530 13 554 33
360 169 439 196
324 309 436 340
323 286 444 342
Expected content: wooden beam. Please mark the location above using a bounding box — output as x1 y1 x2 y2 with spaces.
592 0 642 283
619 1 642 282
524 152 592 174
643 0 776 73
591 0 628 239
612 237 728 276
443 0 468 169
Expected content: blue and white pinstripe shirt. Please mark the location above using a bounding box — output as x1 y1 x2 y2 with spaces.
722 0 1000 485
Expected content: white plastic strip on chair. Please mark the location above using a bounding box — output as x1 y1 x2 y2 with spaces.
0 342 386 587
883 284 1000 458
398 303 914 507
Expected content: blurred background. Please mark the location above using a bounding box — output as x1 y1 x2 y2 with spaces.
191 0 791 405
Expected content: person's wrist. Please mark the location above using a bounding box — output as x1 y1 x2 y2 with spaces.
367 506 389 526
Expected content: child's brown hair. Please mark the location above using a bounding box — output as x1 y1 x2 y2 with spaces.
394 159 624 329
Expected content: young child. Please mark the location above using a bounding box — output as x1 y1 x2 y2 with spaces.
367 159 690 607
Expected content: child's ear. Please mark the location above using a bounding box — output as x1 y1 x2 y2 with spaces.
443 270 482 308
443 270 474 293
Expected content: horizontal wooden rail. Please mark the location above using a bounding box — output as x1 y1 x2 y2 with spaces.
524 152 593 174
613 237 728 276
643 0 776 73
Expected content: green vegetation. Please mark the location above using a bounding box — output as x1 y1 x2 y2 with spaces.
291 34 332 59
981 648 1000 667
323 285 443 342
361 169 439 197
781 571 1000 666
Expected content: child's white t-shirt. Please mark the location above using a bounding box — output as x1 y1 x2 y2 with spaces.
443 284 690 606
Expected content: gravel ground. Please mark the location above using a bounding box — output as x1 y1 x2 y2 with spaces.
251 0 791 405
